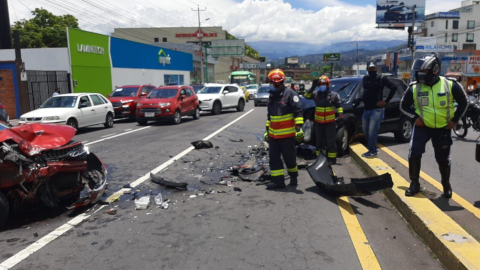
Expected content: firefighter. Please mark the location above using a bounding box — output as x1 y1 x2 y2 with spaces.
304 76 343 164
400 54 468 198
264 69 304 190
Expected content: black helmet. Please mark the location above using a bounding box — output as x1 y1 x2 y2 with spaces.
412 54 441 85
366 62 377 70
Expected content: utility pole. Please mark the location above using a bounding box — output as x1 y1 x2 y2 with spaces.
0 0 13 49
356 43 359 76
408 5 417 70
192 5 206 84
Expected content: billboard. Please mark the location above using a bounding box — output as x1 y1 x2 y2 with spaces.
211 39 245 57
466 56 480 75
415 37 454 52
323 53 341 62
285 57 299 65
376 0 426 28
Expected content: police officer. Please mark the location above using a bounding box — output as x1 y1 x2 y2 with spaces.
400 54 468 198
264 69 304 190
305 76 343 164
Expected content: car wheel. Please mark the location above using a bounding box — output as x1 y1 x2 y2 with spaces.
0 192 9 228
129 115 136 121
237 99 245 112
137 121 148 126
193 107 200 120
254 101 258 107
394 117 413 143
66 118 78 130
453 117 468 138
104 113 114 128
212 101 222 115
336 126 349 157
173 110 181 125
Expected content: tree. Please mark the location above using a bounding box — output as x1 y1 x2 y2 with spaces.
226 31 260 60
12 8 79 48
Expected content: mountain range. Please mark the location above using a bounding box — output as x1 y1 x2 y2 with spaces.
248 40 406 60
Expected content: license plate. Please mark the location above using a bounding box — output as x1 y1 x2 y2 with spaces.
145 112 155 117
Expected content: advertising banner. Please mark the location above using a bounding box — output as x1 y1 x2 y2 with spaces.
376 0 426 28
466 56 480 75
415 37 454 52
285 57 299 64
323 53 341 62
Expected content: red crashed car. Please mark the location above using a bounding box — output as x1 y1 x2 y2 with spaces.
136 86 200 125
108 85 156 120
0 122 107 227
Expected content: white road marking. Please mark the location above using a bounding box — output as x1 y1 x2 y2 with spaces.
0 109 254 269
124 129 132 132
84 126 151 146
101 133 117 138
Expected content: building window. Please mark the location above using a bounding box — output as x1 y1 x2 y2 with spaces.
452 33 458 42
445 33 448 42
162 37 167 42
453 20 459 29
164 75 185 85
463 44 476 50
467 33 475 42
431 21 434 27
468 20 475 29
154 37 159 42
445 20 448 29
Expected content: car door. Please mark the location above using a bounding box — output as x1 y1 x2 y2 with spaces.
380 79 406 132
185 88 195 113
90 94 108 124
77 95 96 127
179 88 189 114
226 86 239 107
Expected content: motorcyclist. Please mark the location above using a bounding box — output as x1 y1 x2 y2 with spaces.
304 75 343 164
400 54 468 198
264 69 304 190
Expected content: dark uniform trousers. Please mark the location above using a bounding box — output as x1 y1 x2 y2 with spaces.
268 137 298 182
314 122 337 158
409 126 452 165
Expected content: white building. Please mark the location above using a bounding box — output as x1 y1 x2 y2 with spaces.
417 0 480 50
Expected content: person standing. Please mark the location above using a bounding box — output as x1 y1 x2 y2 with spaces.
264 69 304 190
400 54 468 198
304 75 343 164
361 62 398 157
52 88 61 97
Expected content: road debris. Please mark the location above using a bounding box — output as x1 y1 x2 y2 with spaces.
234 187 242 192
154 193 163 206
135 196 150 210
229 138 244 142
107 208 117 215
150 173 188 190
191 140 214 149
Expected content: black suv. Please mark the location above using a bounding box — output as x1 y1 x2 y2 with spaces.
300 76 413 156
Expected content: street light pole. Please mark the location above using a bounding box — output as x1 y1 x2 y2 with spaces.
356 43 360 76
193 5 206 84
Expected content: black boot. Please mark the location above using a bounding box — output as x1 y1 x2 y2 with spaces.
405 159 421 196
267 178 286 190
288 176 298 187
328 158 336 165
439 163 452 199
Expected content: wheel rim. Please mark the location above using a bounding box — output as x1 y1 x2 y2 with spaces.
108 115 113 126
214 103 220 113
403 121 412 138
196 108 200 118
69 121 76 128
175 112 180 123
342 129 348 150
454 118 465 135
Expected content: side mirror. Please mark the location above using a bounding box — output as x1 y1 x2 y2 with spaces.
140 92 147 97
353 97 362 108
476 142 480 163
79 103 87 109
223 90 229 95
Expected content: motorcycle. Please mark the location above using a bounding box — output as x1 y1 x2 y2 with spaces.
454 95 480 139
0 122 107 227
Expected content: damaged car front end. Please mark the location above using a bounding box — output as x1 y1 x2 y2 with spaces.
0 122 107 227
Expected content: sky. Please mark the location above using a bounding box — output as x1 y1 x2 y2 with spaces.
6 0 465 45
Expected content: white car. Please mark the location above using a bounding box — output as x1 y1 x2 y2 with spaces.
20 93 115 130
197 84 246 115
246 84 259 99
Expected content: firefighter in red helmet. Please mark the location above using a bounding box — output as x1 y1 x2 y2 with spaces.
264 69 304 189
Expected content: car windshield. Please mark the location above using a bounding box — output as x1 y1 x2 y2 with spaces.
329 81 359 102
0 122 8 131
111 87 139 97
147 89 178 99
247 85 257 89
192 85 204 93
257 87 270 93
40 96 78 108
198 87 222 94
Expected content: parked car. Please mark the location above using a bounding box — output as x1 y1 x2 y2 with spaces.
197 84 246 115
0 102 9 124
384 5 416 22
0 122 107 227
301 76 413 156
191 84 204 93
246 84 258 99
108 85 156 120
19 93 115 130
241 86 250 102
135 85 200 125
254 84 271 106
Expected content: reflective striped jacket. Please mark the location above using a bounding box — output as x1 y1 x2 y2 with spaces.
266 85 303 139
305 90 343 124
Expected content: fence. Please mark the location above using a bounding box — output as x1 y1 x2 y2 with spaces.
27 70 71 110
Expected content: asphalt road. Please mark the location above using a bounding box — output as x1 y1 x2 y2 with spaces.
1 102 442 269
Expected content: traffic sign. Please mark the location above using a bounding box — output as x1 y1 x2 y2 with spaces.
324 53 341 62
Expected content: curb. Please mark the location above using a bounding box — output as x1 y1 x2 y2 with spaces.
349 143 480 270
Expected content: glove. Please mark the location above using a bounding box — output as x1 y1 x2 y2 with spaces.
264 131 269 142
295 127 304 142
336 116 344 124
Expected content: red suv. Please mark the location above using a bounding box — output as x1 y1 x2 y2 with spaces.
136 86 200 125
108 85 156 120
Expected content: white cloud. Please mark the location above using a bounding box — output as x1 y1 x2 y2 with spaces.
6 0 465 44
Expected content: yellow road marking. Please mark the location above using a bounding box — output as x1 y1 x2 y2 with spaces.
378 143 480 221
337 197 382 270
